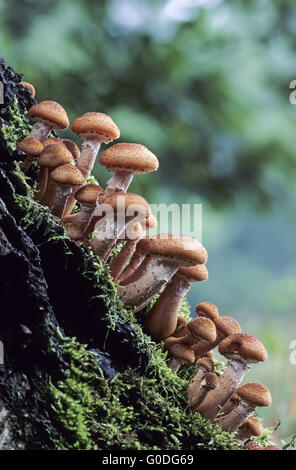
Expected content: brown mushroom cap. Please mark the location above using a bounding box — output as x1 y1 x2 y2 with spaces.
168 343 195 364
195 302 219 320
75 184 105 204
196 356 215 373
239 416 264 437
137 234 208 267
62 139 81 160
187 317 216 343
72 112 120 142
103 192 151 218
245 441 263 450
263 445 282 450
214 316 241 337
219 333 268 364
39 142 73 168
17 137 44 156
99 143 159 174
42 137 62 147
20 81 35 97
178 264 208 282
29 101 69 130
200 372 219 390
50 164 85 185
236 383 272 408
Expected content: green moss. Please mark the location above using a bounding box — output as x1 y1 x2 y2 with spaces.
0 96 31 149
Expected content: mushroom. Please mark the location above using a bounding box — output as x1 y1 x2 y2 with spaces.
99 143 159 195
20 81 36 97
245 441 263 450
220 383 272 433
168 343 195 372
236 416 264 442
263 445 283 450
218 392 241 418
191 373 219 412
17 137 44 172
145 264 208 340
192 315 241 359
173 316 188 337
49 164 85 217
64 184 105 241
28 101 69 141
39 142 74 206
110 214 158 282
117 249 147 285
62 139 81 160
197 333 268 420
164 316 216 350
118 235 208 312
187 356 215 403
90 192 150 261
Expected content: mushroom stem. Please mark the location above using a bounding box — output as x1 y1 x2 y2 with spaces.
76 141 101 180
65 202 96 240
146 275 190 339
20 154 35 172
105 171 134 194
169 358 182 373
35 166 48 202
118 251 146 284
28 121 53 141
90 215 128 259
51 185 73 218
118 257 179 312
110 239 139 281
197 359 250 420
220 401 255 433
40 178 58 209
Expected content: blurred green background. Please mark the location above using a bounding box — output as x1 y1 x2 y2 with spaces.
1 0 295 446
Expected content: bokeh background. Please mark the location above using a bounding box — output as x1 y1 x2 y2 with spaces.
1 0 295 446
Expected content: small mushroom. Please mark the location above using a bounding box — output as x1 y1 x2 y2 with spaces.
20 81 36 97
64 184 105 240
173 316 188 337
90 192 150 261
192 315 241 358
245 441 263 450
262 445 283 450
118 235 208 312
187 356 215 403
218 392 241 417
17 137 44 172
236 416 264 442
117 249 147 285
168 343 195 372
146 264 208 340
111 214 157 282
28 100 69 141
220 383 272 433
99 143 159 195
197 333 268 420
62 139 81 160
191 373 219 412
39 142 74 206
49 164 85 217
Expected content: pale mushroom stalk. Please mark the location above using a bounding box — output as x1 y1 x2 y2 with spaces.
76 141 101 180
118 251 146 285
29 121 54 141
187 357 214 403
169 344 195 372
41 178 58 209
106 171 134 194
52 185 74 218
191 373 219 412
20 154 36 172
110 222 143 280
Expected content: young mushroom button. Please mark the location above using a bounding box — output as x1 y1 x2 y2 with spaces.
236 416 264 442
220 383 272 433
64 184 105 241
197 333 268 420
49 164 85 218
28 100 69 141
17 137 44 173
187 356 215 403
145 264 208 340
118 235 208 312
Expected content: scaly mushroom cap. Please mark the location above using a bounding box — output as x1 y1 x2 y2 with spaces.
99 143 159 174
218 333 268 364
50 164 85 186
200 372 219 391
187 317 217 343
72 112 120 143
39 142 73 168
20 81 36 97
62 139 81 160
103 192 151 219
263 445 282 450
42 137 62 147
168 343 195 364
214 316 241 337
75 184 105 205
137 234 208 267
17 137 44 156
245 441 263 450
195 302 219 320
178 264 208 282
175 315 187 333
239 416 264 437
236 383 272 408
29 101 69 129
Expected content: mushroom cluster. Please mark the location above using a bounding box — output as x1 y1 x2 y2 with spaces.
17 84 281 450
